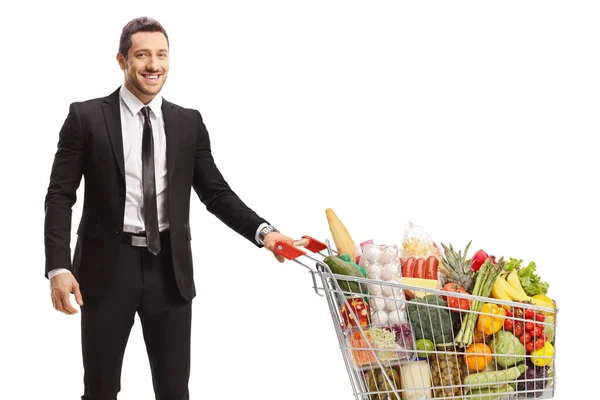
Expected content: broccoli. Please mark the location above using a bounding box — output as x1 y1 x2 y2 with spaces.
407 295 457 345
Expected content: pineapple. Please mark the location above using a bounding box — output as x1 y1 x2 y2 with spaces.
439 241 475 293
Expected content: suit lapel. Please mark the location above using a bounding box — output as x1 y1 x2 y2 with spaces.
162 98 180 183
102 88 125 184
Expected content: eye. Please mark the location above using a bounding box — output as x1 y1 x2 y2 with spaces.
136 53 147 58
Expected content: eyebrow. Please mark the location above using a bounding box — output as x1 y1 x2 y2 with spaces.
134 48 169 53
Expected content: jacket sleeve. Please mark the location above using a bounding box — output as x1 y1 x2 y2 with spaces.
192 110 268 247
44 103 85 277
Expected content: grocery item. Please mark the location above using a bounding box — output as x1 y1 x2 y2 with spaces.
464 343 493 371
466 385 516 399
323 255 367 295
399 360 433 400
415 338 435 358
325 208 357 262
429 343 469 398
400 277 439 299
441 282 472 312
489 330 526 368
470 248 496 272
516 360 550 398
362 243 407 324
477 303 506 335
504 258 550 297
364 366 401 400
530 341 554 367
455 258 505 347
407 295 457 345
463 363 527 391
439 241 475 293
340 297 370 328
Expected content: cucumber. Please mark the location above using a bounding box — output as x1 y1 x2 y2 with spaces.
324 256 368 295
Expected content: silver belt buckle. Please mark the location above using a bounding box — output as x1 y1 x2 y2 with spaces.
130 236 148 247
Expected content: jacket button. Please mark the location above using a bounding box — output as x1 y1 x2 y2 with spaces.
115 227 122 234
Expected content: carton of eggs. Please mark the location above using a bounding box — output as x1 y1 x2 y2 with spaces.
362 243 407 325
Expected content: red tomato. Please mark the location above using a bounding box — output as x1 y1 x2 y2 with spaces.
535 338 545 350
441 283 472 312
525 322 535 332
541 333 549 342
514 324 524 338
505 309 514 318
535 323 545 332
504 319 514 331
525 309 535 320
533 326 543 338
535 313 545 322
526 342 535 353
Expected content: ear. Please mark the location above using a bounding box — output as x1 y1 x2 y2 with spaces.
116 53 126 70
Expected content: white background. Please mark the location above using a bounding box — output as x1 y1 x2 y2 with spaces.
1 0 597 399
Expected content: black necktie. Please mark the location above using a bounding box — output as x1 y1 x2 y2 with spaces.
141 106 161 255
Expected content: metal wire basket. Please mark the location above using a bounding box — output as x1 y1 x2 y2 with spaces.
274 237 557 400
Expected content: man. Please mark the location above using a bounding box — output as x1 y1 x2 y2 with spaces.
44 16 294 400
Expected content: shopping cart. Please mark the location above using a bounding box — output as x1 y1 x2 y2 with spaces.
274 236 557 400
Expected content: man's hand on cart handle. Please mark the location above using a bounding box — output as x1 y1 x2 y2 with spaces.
264 232 295 263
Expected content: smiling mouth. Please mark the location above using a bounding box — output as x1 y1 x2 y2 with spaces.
142 73 161 81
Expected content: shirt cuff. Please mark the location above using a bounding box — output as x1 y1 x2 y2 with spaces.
48 268 71 280
255 222 269 246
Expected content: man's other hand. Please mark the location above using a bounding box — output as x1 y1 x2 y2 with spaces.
50 272 84 315
263 232 294 263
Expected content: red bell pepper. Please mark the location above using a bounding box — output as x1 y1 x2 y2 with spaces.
470 249 496 272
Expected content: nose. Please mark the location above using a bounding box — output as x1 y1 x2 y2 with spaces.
146 55 159 71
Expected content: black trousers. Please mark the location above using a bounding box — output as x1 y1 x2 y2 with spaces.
80 236 191 400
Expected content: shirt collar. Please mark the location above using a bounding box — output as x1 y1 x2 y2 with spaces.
119 85 163 119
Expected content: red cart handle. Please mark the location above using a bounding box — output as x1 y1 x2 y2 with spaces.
274 235 328 260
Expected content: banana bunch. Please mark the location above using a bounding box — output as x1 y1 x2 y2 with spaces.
491 270 555 310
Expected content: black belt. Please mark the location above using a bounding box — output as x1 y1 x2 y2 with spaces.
122 230 170 247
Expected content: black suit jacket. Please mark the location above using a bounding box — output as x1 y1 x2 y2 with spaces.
44 87 267 301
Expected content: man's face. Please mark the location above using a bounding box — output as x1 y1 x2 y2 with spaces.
117 31 169 104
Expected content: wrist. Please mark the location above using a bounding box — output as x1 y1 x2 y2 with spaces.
257 224 279 246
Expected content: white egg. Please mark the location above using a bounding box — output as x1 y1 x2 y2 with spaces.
369 297 386 311
379 245 399 264
381 279 401 297
363 245 382 263
371 310 389 326
385 297 400 311
368 283 383 296
366 262 382 280
381 263 400 281
388 309 407 325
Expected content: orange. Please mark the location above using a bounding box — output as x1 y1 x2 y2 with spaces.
464 343 492 371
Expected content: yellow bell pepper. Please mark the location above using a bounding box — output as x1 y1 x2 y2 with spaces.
477 303 506 335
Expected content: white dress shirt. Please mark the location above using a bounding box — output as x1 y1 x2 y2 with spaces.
48 86 267 280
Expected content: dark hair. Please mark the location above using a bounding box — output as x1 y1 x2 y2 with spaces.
119 17 169 58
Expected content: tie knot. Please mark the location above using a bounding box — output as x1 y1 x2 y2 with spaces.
141 106 151 119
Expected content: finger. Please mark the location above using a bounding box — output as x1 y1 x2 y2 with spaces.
52 289 65 313
275 254 285 263
74 285 84 307
51 292 58 310
60 290 77 314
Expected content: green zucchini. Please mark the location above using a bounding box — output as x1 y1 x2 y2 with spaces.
463 364 527 391
467 384 515 400
324 256 368 295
